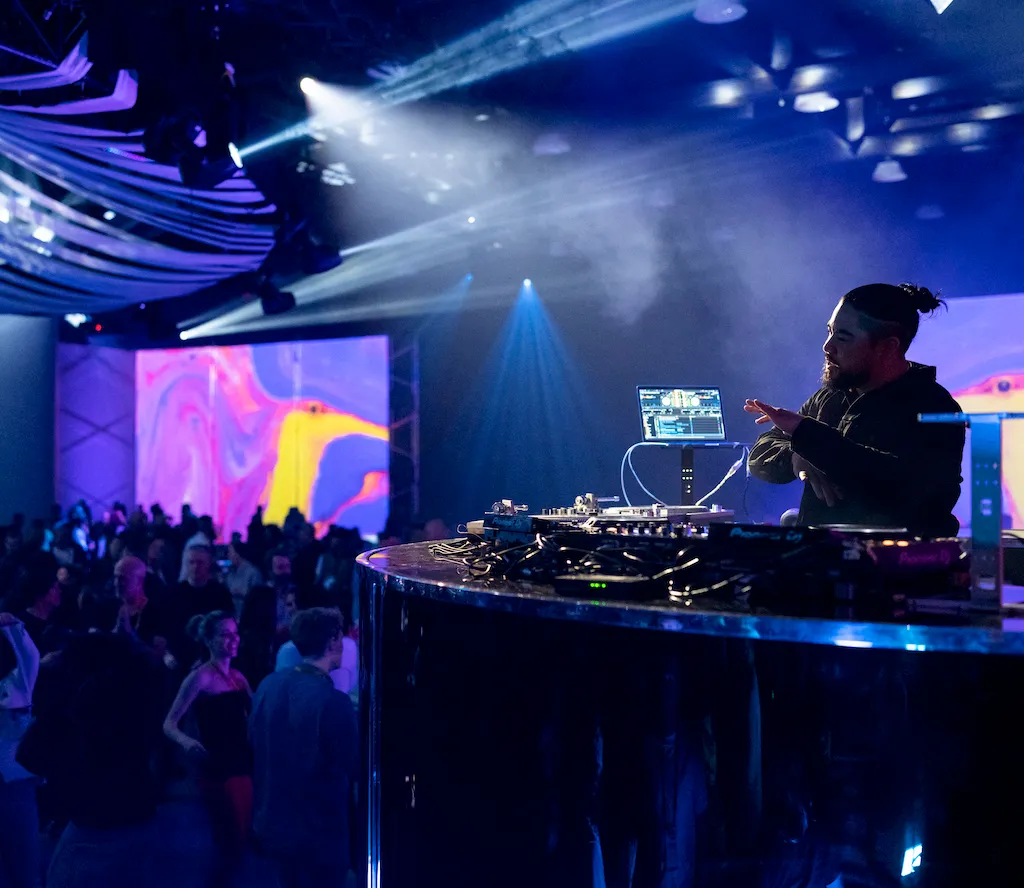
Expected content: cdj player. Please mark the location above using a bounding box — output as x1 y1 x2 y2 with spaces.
465 494 735 546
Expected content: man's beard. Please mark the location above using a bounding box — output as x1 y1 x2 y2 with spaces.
822 359 869 391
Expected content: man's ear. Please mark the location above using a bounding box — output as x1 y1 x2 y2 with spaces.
877 334 903 359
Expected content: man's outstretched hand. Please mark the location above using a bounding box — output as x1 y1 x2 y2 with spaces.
746 400 840 506
744 399 804 435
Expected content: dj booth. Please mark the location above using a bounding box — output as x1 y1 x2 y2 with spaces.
356 390 1024 888
357 542 1024 888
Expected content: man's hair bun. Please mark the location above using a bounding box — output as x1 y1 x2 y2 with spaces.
898 283 945 314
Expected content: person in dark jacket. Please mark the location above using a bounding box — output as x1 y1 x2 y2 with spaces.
249 607 357 888
745 282 965 537
165 547 233 667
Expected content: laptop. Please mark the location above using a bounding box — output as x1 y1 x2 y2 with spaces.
637 386 727 443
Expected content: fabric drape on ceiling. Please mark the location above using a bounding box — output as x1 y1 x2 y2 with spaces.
0 39 276 314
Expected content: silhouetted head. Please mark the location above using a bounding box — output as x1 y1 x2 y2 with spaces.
16 554 60 615
147 537 166 568
114 555 147 613
198 515 216 541
290 607 345 670
184 546 213 587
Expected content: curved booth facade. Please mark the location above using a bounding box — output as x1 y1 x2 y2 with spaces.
358 542 1024 888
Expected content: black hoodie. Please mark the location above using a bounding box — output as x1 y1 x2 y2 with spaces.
748 363 965 537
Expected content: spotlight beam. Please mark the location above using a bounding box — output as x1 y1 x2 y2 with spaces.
240 0 699 157
373 0 699 107
457 277 600 505
181 240 474 337
192 127 811 337
181 275 593 337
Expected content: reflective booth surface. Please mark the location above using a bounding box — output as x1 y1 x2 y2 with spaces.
358 543 1024 888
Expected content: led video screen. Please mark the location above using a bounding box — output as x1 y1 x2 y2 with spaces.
910 294 1024 530
136 337 389 539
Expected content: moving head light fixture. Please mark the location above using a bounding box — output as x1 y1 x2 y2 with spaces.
256 279 297 316
144 63 245 188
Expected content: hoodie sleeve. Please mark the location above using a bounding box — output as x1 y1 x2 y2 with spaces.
789 411 964 494
0 622 40 709
748 392 822 485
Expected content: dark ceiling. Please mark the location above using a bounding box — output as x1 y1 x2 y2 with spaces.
2 0 1024 339
5 0 1022 143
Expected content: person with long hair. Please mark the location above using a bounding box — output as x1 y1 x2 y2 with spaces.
164 611 252 887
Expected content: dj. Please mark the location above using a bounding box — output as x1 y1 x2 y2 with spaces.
745 283 965 537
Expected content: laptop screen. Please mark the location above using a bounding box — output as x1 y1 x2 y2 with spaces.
637 386 727 443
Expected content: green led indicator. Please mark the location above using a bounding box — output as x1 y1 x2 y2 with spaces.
589 582 608 589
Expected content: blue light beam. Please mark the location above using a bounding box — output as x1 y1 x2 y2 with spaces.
455 280 602 511
372 0 700 106
180 272 477 339
240 0 699 158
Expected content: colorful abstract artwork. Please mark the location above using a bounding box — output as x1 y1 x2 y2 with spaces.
136 337 389 539
910 294 1024 530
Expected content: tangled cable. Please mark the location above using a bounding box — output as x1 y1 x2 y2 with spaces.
429 531 748 599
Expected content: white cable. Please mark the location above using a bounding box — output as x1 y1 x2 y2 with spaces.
629 446 667 505
621 442 750 509
619 442 668 507
695 446 750 507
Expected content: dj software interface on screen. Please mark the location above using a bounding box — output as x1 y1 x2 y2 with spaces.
640 388 726 441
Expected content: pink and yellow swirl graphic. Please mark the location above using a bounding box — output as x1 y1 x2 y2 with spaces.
136 338 389 539
910 293 1024 530
952 372 1024 528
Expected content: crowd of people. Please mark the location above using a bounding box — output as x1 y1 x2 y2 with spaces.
0 499 414 888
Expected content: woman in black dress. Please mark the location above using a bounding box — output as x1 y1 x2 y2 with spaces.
164 611 252 887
